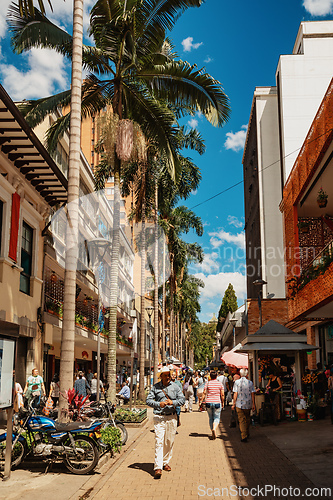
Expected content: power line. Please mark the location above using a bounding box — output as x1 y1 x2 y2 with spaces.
190 127 333 210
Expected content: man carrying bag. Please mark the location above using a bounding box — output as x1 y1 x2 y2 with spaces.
146 366 185 478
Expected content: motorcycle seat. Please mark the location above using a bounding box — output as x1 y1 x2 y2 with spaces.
54 420 94 432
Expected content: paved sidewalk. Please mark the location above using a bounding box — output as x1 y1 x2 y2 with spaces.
76 404 329 500
0 420 150 500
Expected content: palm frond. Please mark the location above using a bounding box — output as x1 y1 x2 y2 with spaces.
138 60 231 127
122 79 180 180
8 4 112 74
136 0 202 57
8 4 71 55
18 90 71 128
18 0 53 17
45 113 70 153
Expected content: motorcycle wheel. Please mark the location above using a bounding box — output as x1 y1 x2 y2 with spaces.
115 421 128 445
0 437 26 468
64 435 99 475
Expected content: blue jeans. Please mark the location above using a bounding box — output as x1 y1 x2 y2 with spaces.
206 404 222 430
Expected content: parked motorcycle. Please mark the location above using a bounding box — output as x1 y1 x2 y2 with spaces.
0 399 102 474
81 401 128 446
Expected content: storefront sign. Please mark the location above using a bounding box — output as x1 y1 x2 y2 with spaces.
0 338 16 409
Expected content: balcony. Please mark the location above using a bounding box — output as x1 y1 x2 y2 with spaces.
43 267 133 349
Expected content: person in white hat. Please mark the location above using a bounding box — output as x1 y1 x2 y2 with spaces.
146 366 185 478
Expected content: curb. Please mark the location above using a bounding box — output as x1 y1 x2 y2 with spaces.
70 416 152 500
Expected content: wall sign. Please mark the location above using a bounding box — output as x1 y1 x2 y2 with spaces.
0 338 16 409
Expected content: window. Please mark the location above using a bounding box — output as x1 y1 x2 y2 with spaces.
0 200 3 255
20 221 33 295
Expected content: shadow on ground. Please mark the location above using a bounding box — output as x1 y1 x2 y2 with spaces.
219 407 320 499
127 462 155 478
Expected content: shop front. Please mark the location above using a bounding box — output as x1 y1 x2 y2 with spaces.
237 320 319 421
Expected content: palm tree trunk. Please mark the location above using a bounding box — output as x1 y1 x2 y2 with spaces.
58 0 83 422
139 183 146 400
162 239 166 363
169 268 174 358
107 163 121 403
153 181 159 383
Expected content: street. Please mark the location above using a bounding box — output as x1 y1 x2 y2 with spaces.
2 405 332 500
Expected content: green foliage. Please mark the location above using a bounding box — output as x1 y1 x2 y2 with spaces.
217 283 238 331
189 321 216 369
114 408 147 422
100 426 122 453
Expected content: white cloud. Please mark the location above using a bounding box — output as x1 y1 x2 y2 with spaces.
195 271 246 301
224 124 248 152
192 189 198 195
188 117 198 128
0 1 12 39
209 229 245 249
204 56 212 63
181 36 203 52
195 251 220 274
303 0 333 16
227 215 244 229
0 48 68 100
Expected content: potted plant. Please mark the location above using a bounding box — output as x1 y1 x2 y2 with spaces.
317 188 328 208
297 220 310 233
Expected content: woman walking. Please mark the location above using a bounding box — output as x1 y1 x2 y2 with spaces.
202 371 224 439
49 373 60 407
183 371 194 412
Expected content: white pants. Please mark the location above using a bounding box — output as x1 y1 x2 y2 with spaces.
153 414 177 470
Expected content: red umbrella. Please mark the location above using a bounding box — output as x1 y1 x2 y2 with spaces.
221 350 248 369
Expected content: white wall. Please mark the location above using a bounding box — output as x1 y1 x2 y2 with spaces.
255 88 285 298
277 21 333 181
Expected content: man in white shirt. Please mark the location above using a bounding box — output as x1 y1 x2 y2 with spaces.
217 371 229 408
232 368 255 443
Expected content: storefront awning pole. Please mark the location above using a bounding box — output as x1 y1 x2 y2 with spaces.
295 351 302 394
253 351 259 387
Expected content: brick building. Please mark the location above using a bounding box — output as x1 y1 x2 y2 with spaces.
282 78 333 369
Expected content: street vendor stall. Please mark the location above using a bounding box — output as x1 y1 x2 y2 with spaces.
236 320 319 420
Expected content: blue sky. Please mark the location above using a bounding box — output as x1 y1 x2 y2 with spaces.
1 0 333 321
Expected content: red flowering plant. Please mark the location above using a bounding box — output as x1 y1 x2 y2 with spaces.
61 388 91 421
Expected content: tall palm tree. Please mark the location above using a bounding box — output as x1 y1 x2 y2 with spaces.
14 0 85 419
9 0 230 400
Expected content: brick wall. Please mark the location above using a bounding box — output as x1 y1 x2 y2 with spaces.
247 298 288 335
282 78 333 322
306 325 317 370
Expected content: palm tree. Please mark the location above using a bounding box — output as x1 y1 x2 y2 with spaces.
9 0 230 400
160 205 203 357
14 0 85 419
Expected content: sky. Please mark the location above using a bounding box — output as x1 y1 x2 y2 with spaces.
1 0 333 322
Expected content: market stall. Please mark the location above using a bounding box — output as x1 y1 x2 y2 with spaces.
236 320 319 420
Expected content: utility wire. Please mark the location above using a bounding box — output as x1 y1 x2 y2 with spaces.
190 127 333 210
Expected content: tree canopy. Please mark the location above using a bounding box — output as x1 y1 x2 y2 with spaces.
217 283 238 332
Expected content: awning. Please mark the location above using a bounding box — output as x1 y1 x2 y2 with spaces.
0 84 68 206
236 342 319 352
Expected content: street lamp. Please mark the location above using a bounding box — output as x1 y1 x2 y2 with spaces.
253 279 267 328
145 305 154 389
86 238 112 402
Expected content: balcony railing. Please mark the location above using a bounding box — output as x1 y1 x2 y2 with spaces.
44 267 133 349
288 237 333 297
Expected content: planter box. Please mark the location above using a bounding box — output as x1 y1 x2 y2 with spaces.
116 408 147 423
121 418 148 428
